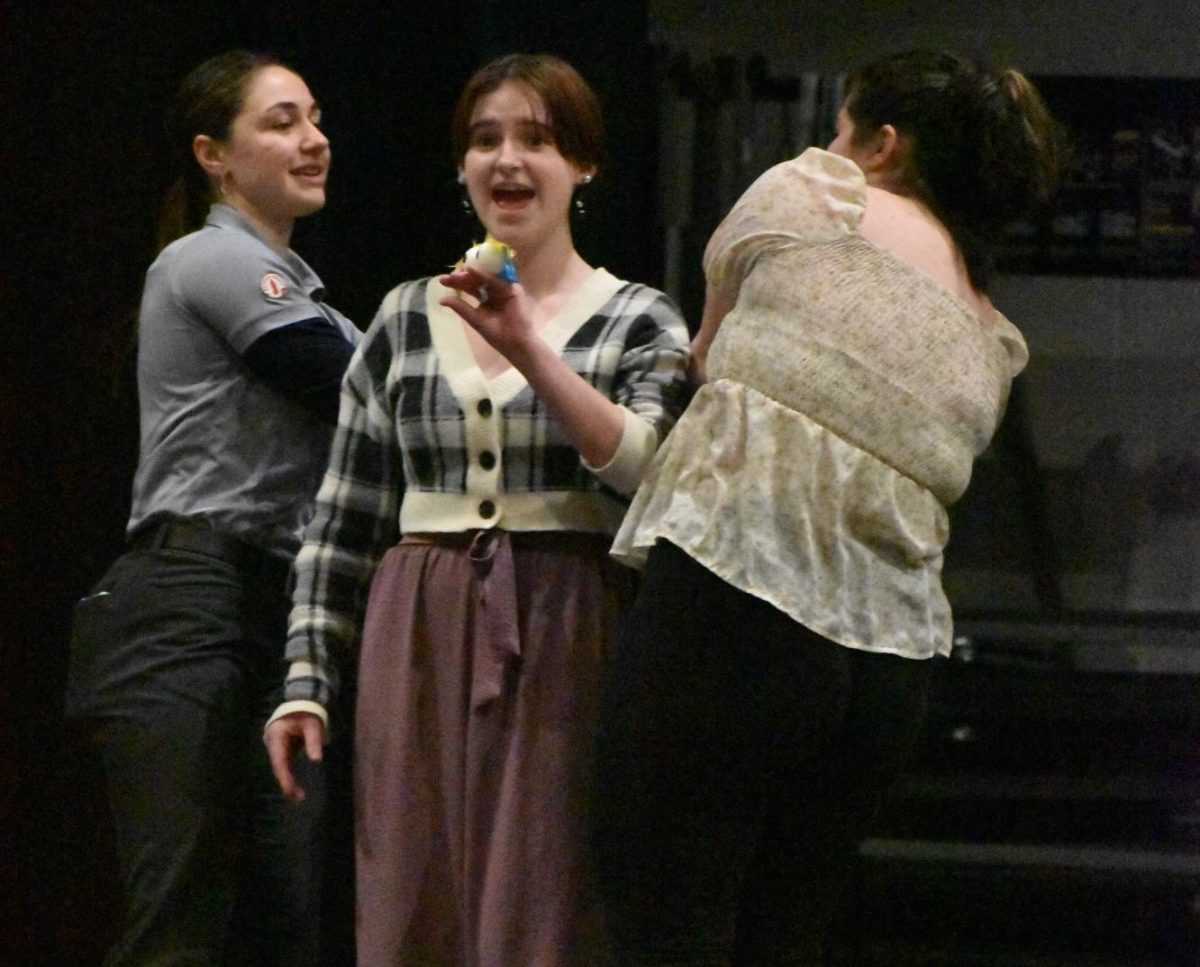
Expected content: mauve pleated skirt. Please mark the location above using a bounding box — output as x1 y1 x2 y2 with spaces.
354 529 635 967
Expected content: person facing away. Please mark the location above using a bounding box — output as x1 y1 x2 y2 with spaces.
265 52 690 967
65 49 360 967
594 49 1065 966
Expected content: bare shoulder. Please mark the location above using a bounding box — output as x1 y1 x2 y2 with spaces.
860 187 994 321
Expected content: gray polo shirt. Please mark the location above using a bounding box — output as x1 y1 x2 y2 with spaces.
128 204 361 556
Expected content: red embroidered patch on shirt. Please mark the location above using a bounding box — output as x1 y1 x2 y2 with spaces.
260 273 288 300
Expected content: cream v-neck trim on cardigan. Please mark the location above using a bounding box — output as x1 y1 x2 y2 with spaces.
427 268 624 407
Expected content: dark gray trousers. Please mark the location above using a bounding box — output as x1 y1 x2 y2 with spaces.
67 544 326 967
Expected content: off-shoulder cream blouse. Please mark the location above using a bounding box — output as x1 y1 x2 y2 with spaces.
611 148 1028 659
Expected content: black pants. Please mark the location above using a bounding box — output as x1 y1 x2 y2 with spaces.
66 543 327 967
592 541 932 966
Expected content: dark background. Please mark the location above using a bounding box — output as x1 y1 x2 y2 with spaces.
3 4 659 964
10 5 1200 965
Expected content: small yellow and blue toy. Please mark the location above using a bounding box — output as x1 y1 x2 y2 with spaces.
462 236 518 283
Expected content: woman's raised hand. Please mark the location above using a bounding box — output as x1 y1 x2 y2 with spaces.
439 265 536 359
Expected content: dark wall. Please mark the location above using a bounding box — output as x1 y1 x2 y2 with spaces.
4 4 652 964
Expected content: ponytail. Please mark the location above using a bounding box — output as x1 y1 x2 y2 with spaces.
993 68 1065 207
155 172 211 252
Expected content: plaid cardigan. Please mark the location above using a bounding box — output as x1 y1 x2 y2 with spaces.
279 269 689 715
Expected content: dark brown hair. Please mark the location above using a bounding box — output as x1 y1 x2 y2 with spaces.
450 53 605 175
156 50 284 250
845 49 1066 290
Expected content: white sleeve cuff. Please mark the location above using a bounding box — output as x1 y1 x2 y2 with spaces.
264 700 330 740
583 407 659 497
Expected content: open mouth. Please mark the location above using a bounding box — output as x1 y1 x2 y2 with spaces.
292 165 327 182
493 185 534 208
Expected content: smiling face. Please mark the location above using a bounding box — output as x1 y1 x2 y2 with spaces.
196 65 329 244
459 80 593 256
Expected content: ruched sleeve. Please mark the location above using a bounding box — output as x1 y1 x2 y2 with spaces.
703 147 867 304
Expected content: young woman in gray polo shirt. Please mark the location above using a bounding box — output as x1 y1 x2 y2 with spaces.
66 50 359 967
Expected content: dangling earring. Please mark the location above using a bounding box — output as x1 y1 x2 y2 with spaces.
574 172 593 217
457 171 474 218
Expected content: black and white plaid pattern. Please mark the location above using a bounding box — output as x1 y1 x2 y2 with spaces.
285 277 690 708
